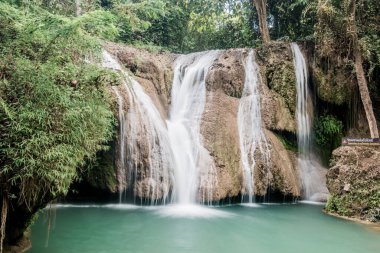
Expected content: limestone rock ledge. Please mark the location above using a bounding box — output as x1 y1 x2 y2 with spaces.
326 146 380 222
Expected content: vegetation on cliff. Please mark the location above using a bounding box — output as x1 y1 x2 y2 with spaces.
314 115 343 163
0 1 118 248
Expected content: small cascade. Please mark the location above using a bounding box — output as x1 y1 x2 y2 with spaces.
102 51 175 204
167 51 220 205
292 43 311 156
291 43 328 201
238 50 270 203
124 77 175 204
111 86 126 203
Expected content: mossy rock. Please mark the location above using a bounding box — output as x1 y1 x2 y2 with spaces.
325 194 356 217
256 42 297 114
84 144 117 193
326 191 380 222
212 133 241 192
267 62 297 114
312 66 353 105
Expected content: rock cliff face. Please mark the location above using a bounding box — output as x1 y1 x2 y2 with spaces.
105 42 174 111
88 42 306 202
326 146 380 222
102 43 176 200
257 43 297 133
203 47 300 200
202 49 245 200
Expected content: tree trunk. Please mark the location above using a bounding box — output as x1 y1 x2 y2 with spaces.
253 0 270 44
0 196 8 253
349 0 379 138
75 0 81 17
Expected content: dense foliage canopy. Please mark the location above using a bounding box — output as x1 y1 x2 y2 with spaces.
1 0 319 53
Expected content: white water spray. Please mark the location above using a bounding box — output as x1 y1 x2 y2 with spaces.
238 50 270 203
167 51 220 205
291 43 329 201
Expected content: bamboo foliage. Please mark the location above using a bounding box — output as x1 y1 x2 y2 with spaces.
0 2 116 210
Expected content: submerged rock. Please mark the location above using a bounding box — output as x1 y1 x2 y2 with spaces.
326 146 380 222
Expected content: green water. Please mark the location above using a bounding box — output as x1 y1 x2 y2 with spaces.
29 203 379 253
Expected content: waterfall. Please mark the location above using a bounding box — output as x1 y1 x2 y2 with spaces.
238 50 270 203
292 43 311 156
291 43 328 201
102 51 175 204
167 51 220 205
103 49 220 207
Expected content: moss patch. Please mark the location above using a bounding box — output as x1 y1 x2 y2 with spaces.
267 62 297 114
257 43 297 114
313 67 351 105
326 189 380 222
213 133 241 192
273 132 298 152
84 144 118 193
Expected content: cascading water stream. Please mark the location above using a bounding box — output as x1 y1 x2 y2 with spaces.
102 51 175 204
291 43 328 201
167 51 220 205
238 50 270 203
125 76 176 204
111 86 126 203
292 43 311 156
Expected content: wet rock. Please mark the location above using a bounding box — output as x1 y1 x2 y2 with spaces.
311 61 354 105
257 43 297 133
104 42 176 107
201 45 301 201
200 90 242 201
256 42 297 115
264 130 300 197
206 49 247 98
